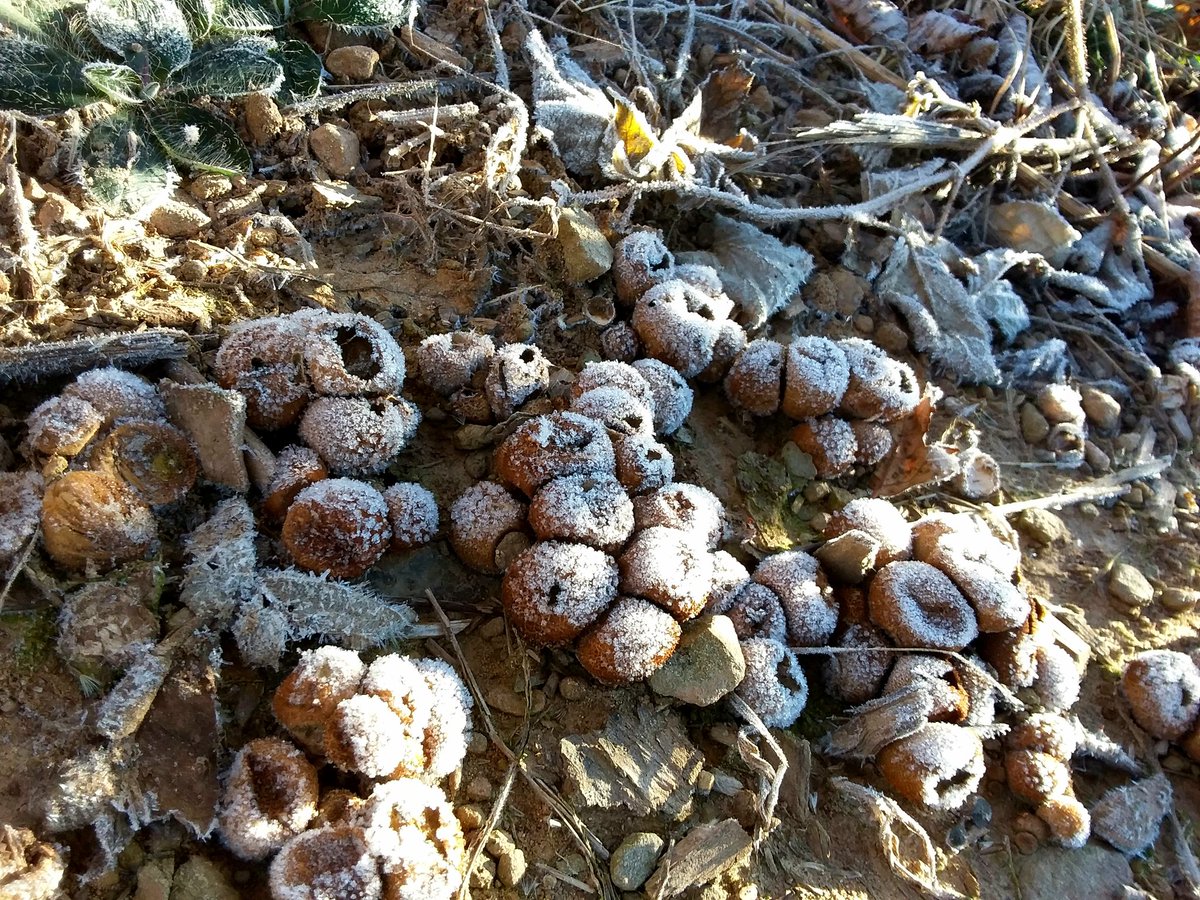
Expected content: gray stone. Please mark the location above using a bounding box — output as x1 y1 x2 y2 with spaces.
609 832 664 891
1109 563 1153 609
1092 774 1172 856
244 92 283 145
169 857 239 900
325 45 379 82
1016 509 1072 546
649 614 745 706
147 199 210 238
559 207 614 283
1018 844 1132 900
815 529 880 584
1161 587 1198 613
309 123 360 178
558 675 588 702
1037 384 1086 427
1020 402 1050 444
644 819 753 898
1081 385 1122 433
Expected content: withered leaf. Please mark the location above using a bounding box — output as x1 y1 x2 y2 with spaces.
700 61 755 144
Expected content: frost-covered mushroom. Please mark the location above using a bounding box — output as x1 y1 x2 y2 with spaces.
263 445 328 520
0 471 43 567
219 738 319 861
62 367 165 427
501 541 619 646
528 473 634 553
613 433 675 495
494 412 615 498
631 358 693 435
632 280 723 378
576 596 682 684
214 315 312 429
303 312 406 397
868 561 979 651
619 527 715 621
570 360 655 411
736 637 809 728
752 550 837 647
837 338 920 422
823 623 894 705
448 481 529 575
412 657 474 778
359 779 465 900
40 471 157 574
705 550 750 615
698 319 749 384
24 395 103 457
273 646 366 752
613 230 673 306
725 339 785 416
633 482 725 548
781 336 850 420
269 824 383 900
415 331 495 397
299 396 420 476
878 723 985 811
1036 795 1091 849
851 420 894 467
884 655 971 724
485 343 550 419
1121 650 1200 742
725 583 788 642
570 386 655 437
789 417 858 478
382 482 440 551
92 420 198 505
282 479 392 579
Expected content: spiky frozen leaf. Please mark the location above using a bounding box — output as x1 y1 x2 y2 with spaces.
82 112 176 213
526 29 613 176
144 99 250 174
172 37 283 98
0 36 96 113
82 61 144 104
179 497 258 622
259 568 416 650
86 0 193 76
271 37 322 105
292 0 419 27
176 0 216 38
210 0 281 33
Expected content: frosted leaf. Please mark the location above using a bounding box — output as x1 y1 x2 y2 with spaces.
631 358 693 435
868 560 978 651
485 343 550 420
725 583 787 642
570 386 654 437
413 658 473 778
619 527 715 621
706 550 750 614
613 433 675 495
359 779 464 900
737 637 809 728
94 654 170 740
678 215 813 330
259 569 415 650
63 367 165 426
826 498 912 564
86 0 193 75
303 313 406 397
300 396 420 476
752 550 837 647
577 596 681 684
571 361 655 411
633 482 725 548
382 483 439 549
526 30 614 176
0 471 43 567
180 497 258 622
1092 773 1173 857
529 473 634 553
415 332 494 397
269 825 383 900
219 738 318 861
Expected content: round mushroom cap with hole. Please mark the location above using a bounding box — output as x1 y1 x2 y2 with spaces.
214 315 312 429
529 473 634 553
219 737 319 861
447 481 528 575
501 541 619 646
303 312 406 397
415 331 495 396
485 342 550 420
878 722 985 811
631 358 694 435
618 526 716 621
359 778 465 900
725 583 788 642
632 281 723 378
782 336 850 420
725 339 785 416
752 550 838 647
494 412 616 497
736 637 809 728
868 560 979 651
1121 650 1200 741
822 623 895 705
633 482 726 548
268 824 383 900
299 396 420 476
570 386 655 437
838 338 920 422
570 360 655 411
92 420 198 505
613 432 675 495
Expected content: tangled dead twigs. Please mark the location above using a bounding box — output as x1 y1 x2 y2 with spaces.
729 693 789 846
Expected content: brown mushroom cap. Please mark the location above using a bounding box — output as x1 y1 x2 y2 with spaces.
736 637 809 728
382 482 440 551
25 395 103 457
219 737 319 861
576 596 682 684
571 361 655 411
878 723 985 811
825 498 913 565
631 358 694 435
619 527 715 621
868 560 979 651
282 478 392 579
571 386 655 437
838 338 920 422
41 470 157 574
214 315 312 430
528 473 634 553
613 433 675 495
790 417 858 478
63 367 165 427
782 336 850 420
92 420 198 505
268 825 382 900
494 412 615 498
823 623 895 705
632 280 723 378
752 550 838 647
273 646 366 750
502 541 619 646
303 312 406 397
415 331 495 396
299 396 420 476
1121 650 1200 741
613 230 673 306
485 342 550 420
725 339 785 416
633 482 725 548
263 445 328 520
448 481 529 575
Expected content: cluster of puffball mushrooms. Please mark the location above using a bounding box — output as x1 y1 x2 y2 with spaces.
219 647 473 900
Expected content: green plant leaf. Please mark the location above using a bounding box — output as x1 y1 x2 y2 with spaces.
291 0 418 27
177 0 216 38
86 0 193 76
0 36 97 114
211 0 282 33
271 37 321 104
144 99 250 174
82 61 144 104
172 37 283 98
82 111 176 213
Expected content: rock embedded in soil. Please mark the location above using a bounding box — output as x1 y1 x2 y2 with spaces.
610 832 664 891
649 614 746 706
325 45 379 82
1080 386 1122 433
815 529 880 584
1020 402 1051 444
558 207 614 283
169 857 239 900
1161 587 1198 613
1092 773 1173 856
1037 384 1086 427
1108 563 1153 609
1018 844 1132 899
644 818 753 898
486 830 527 887
244 93 283 146
1016 509 1072 547
147 199 210 239
309 123 360 178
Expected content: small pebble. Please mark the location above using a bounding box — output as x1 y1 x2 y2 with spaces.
1014 831 1039 855
853 315 874 333
1015 509 1072 546
479 616 507 640
696 769 716 794
1084 440 1111 473
1109 563 1154 609
874 321 908 353
1161 587 1198 613
1080 386 1121 433
466 775 493 801
609 832 664 891
558 675 588 702
1037 384 1086 427
455 805 485 831
468 732 488 755
1020 403 1051 444
470 856 496 890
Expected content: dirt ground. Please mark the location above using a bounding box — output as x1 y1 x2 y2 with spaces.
2 0 1200 898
